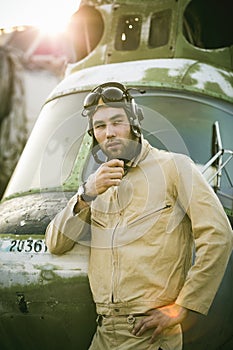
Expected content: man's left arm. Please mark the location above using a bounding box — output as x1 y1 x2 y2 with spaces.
133 155 233 343
174 155 233 315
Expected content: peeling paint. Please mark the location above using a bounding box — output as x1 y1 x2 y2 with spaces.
47 59 233 104
189 64 233 98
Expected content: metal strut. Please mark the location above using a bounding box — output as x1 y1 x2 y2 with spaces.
202 121 233 190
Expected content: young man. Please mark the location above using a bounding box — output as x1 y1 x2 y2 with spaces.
45 82 233 350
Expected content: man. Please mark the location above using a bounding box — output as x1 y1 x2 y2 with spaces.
46 82 233 350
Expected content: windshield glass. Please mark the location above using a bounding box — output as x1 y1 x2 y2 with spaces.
5 90 233 197
5 93 88 197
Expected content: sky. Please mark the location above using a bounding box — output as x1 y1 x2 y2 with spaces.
0 0 80 33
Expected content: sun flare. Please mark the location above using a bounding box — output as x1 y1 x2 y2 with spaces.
35 15 70 36
32 1 77 36
0 0 79 35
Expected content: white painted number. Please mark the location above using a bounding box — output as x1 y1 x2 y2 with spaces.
9 239 47 253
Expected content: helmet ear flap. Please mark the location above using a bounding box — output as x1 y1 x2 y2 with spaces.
128 98 144 138
137 106 144 122
88 118 93 136
131 98 144 122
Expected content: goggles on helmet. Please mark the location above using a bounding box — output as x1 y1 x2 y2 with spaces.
82 82 130 117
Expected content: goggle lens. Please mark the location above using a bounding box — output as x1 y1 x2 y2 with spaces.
83 87 127 111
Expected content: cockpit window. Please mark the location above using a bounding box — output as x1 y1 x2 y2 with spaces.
148 9 172 48
183 0 233 49
115 15 142 51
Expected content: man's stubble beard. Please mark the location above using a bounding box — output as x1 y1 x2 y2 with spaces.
101 136 140 161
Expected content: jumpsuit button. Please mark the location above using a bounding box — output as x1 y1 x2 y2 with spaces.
127 315 136 324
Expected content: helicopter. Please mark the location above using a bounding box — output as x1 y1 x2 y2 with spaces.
0 0 232 349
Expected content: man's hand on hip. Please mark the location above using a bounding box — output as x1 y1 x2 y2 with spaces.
132 304 189 344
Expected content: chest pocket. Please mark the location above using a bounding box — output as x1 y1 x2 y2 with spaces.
127 204 172 228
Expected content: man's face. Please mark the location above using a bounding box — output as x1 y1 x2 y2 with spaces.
92 106 138 160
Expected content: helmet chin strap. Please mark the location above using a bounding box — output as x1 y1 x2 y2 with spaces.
92 147 131 176
92 144 107 164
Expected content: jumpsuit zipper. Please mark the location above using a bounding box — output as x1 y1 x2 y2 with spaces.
111 221 119 303
111 188 122 303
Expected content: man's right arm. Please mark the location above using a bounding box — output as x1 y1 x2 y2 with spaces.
45 194 91 255
45 158 124 255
